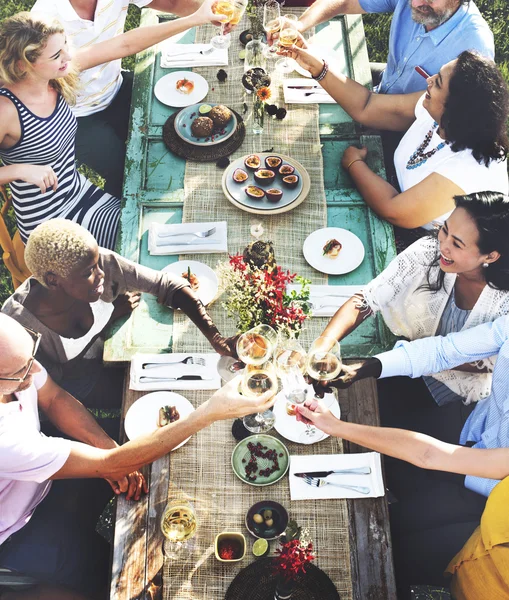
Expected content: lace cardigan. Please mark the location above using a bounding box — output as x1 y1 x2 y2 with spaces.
361 236 509 403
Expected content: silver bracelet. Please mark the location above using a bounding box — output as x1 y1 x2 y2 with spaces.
313 60 329 82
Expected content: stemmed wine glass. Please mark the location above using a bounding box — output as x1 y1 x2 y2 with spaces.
241 360 278 433
306 336 342 408
161 499 198 560
275 14 298 73
211 0 247 50
263 0 281 58
274 338 324 443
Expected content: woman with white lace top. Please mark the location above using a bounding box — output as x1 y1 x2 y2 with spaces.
277 44 509 230
319 191 509 406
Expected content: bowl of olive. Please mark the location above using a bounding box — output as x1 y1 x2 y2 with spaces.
245 500 288 540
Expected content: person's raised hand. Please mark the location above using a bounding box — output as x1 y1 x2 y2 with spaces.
210 333 240 358
205 374 276 421
295 398 339 436
309 359 383 396
276 33 325 77
196 0 229 26
17 164 58 194
341 146 368 170
111 292 142 322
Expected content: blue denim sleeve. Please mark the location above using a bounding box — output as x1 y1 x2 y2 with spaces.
359 0 398 14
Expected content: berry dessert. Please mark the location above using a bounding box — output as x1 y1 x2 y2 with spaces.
158 405 180 428
323 239 342 259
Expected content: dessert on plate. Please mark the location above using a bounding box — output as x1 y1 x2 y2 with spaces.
323 239 342 258
175 78 194 95
158 405 180 428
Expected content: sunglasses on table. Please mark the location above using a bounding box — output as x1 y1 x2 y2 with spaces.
0 326 42 382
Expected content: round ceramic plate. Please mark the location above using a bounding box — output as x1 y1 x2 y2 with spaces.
245 500 289 540
232 434 289 486
273 387 341 445
222 153 310 215
161 260 218 306
174 103 238 147
124 391 195 449
154 71 209 107
303 227 365 275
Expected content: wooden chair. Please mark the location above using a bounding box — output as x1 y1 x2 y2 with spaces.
0 184 31 289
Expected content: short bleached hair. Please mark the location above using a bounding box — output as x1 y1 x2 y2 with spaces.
25 219 97 286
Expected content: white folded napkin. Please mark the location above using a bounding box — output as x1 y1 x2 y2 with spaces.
160 42 228 68
283 78 336 104
130 353 221 391
287 284 364 317
148 221 228 255
289 453 385 500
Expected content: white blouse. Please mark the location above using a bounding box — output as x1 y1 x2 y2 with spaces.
394 95 509 230
59 300 114 360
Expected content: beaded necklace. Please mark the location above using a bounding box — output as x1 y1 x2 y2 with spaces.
406 121 447 170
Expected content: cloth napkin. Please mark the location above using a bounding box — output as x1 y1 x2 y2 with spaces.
289 452 385 500
283 78 336 104
148 221 228 255
160 42 228 68
130 353 221 391
287 284 364 317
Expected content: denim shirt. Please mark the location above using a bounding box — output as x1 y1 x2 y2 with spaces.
359 0 494 94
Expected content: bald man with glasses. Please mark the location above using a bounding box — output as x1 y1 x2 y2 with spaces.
0 314 274 598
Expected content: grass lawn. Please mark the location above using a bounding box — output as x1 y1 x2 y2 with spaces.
0 1 508 303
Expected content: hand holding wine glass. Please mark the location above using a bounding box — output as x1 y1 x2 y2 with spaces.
241 361 277 433
263 0 281 56
211 0 247 49
307 336 342 407
275 14 299 73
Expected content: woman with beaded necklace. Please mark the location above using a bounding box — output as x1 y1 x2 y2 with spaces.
277 46 509 232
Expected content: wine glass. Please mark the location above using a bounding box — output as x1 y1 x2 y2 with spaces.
274 339 324 443
161 499 198 559
263 0 281 58
306 336 342 408
275 14 298 73
241 361 277 433
211 0 247 50
237 324 278 366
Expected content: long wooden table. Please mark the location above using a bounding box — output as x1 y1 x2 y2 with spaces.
108 9 397 599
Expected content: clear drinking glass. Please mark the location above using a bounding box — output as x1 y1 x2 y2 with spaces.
307 336 342 408
275 14 298 73
263 0 281 58
236 324 278 366
211 0 247 50
161 499 198 559
241 361 277 433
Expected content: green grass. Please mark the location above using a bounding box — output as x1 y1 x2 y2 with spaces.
0 1 508 303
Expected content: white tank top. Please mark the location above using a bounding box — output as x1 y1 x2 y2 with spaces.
59 299 114 360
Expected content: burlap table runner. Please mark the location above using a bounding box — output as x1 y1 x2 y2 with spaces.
164 12 353 600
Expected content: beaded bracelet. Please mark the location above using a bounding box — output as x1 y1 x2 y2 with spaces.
312 59 329 82
346 158 365 171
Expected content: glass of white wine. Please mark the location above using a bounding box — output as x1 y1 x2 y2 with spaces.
211 0 247 50
263 0 281 58
307 336 342 408
237 324 278 366
161 499 197 559
241 360 277 433
276 14 298 73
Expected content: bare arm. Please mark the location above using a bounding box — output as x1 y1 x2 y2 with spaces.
320 296 371 342
75 0 219 72
145 0 203 16
278 35 420 131
298 0 365 33
51 376 276 481
297 400 509 481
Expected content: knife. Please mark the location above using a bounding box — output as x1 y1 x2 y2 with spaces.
155 239 217 247
287 85 321 90
139 375 212 382
294 467 371 477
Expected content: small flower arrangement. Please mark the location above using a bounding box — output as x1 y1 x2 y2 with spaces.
273 520 315 582
217 241 311 336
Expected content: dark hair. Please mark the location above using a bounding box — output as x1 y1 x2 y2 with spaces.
441 51 509 166
425 192 509 292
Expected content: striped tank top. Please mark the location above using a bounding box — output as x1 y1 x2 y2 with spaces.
0 88 120 249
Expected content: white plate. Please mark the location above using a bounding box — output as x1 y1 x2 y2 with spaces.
124 391 195 449
154 71 209 107
161 260 218 306
273 387 341 444
303 227 365 275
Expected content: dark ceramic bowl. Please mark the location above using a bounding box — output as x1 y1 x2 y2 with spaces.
245 500 289 540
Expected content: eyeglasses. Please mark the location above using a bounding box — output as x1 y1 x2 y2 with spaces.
0 326 42 382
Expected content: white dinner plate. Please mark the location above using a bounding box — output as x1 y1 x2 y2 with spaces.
303 227 365 275
124 391 195 449
154 71 209 107
161 260 218 306
273 387 341 444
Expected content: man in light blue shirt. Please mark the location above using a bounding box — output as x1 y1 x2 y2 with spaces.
296 0 494 94
299 314 509 497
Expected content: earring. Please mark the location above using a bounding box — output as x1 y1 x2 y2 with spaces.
483 262 489 268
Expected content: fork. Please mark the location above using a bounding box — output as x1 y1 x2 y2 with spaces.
303 476 370 495
142 357 206 369
157 227 217 239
